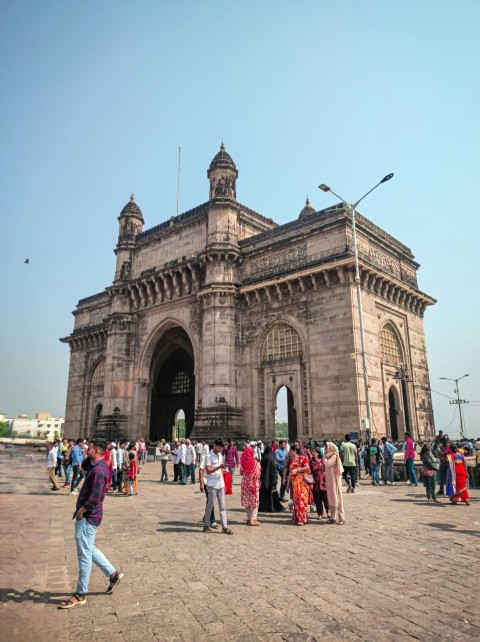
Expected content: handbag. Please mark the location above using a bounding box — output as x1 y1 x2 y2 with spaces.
304 474 314 485
421 467 434 477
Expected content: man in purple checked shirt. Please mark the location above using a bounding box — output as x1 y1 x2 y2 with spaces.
59 439 124 609
223 438 240 479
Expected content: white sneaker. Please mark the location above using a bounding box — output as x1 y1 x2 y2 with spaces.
406 481 411 485
70 489 79 495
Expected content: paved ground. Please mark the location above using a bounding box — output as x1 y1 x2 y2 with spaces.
1 448 479 642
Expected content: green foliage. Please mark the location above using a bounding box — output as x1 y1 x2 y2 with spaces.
0 422 10 438
176 418 186 440
275 421 288 439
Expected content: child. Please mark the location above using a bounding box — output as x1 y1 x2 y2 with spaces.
126 451 137 496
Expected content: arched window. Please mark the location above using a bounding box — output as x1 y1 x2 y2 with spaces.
91 360 105 388
380 322 403 365
171 371 191 395
262 323 303 363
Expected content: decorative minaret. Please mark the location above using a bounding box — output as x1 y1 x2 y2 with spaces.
114 193 144 283
193 143 245 440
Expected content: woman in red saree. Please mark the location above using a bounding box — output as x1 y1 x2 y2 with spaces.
240 446 261 525
446 445 470 505
288 447 311 526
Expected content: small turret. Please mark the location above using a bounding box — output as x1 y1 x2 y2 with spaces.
114 194 144 283
207 142 238 201
298 197 316 220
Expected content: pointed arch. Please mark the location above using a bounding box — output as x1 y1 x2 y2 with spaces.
379 321 404 366
90 358 105 389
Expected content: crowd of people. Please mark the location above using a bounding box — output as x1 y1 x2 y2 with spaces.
46 430 477 610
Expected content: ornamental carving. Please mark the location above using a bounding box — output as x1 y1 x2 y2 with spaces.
89 309 109 325
368 249 401 279
249 245 307 277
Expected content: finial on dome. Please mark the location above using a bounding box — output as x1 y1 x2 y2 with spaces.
220 140 225 152
130 192 135 202
306 197 310 207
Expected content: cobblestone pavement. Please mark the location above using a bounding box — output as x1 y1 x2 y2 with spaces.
1 449 479 642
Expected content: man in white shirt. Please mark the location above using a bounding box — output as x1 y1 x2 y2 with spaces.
175 440 186 484
109 443 118 491
203 439 232 534
195 440 203 464
47 441 61 491
116 442 126 493
181 439 196 485
159 439 170 482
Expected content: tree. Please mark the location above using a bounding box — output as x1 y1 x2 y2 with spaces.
0 422 10 438
176 418 186 440
275 421 288 439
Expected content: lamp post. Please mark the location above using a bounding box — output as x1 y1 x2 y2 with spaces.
393 366 412 436
439 374 469 439
319 174 394 441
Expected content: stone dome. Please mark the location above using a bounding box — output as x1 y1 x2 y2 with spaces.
298 198 316 220
120 193 144 220
208 143 238 176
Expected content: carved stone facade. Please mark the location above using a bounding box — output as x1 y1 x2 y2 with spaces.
61 144 436 442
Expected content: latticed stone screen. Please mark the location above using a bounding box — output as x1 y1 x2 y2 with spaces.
91 360 105 387
380 322 403 365
262 323 303 362
172 371 191 395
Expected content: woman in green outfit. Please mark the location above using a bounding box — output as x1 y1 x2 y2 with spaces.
420 444 440 503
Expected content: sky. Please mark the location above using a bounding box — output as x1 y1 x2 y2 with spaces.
1 0 479 439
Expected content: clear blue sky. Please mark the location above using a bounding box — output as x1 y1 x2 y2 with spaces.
1 1 479 438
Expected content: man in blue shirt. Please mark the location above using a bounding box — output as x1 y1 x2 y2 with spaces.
274 439 288 501
70 438 85 495
380 436 396 485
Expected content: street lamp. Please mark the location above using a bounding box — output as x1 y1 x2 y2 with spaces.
393 366 412 435
319 173 394 441
439 374 469 439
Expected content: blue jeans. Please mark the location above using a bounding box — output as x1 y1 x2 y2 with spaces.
406 458 418 485
127 478 134 495
228 466 235 479
183 463 195 484
75 518 115 594
371 463 380 483
382 461 394 483
71 465 84 492
63 462 72 484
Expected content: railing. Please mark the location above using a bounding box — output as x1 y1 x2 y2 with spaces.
77 291 108 307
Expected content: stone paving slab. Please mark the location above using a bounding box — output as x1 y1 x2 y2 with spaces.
0 450 479 641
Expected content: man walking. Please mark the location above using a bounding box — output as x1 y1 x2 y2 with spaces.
380 436 396 485
47 441 61 491
116 442 126 492
203 438 233 534
58 439 124 609
341 434 358 493
70 438 85 495
182 439 196 484
404 432 418 486
159 439 170 481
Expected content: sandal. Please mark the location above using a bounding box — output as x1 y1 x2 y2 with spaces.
326 519 337 524
222 527 233 535
202 526 213 532
337 520 345 525
58 593 86 609
106 570 124 594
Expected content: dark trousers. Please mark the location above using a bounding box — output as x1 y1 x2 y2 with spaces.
312 489 329 516
438 462 447 493
115 469 123 491
174 462 183 482
277 469 286 499
204 487 216 525
161 460 168 481
343 466 357 489
71 465 84 492
55 458 63 477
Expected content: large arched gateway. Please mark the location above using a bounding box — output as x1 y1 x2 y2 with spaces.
61 144 436 442
148 327 195 441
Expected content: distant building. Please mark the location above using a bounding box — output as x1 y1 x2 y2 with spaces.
9 414 64 440
0 413 6 423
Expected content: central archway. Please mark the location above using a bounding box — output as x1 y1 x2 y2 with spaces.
149 327 195 442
